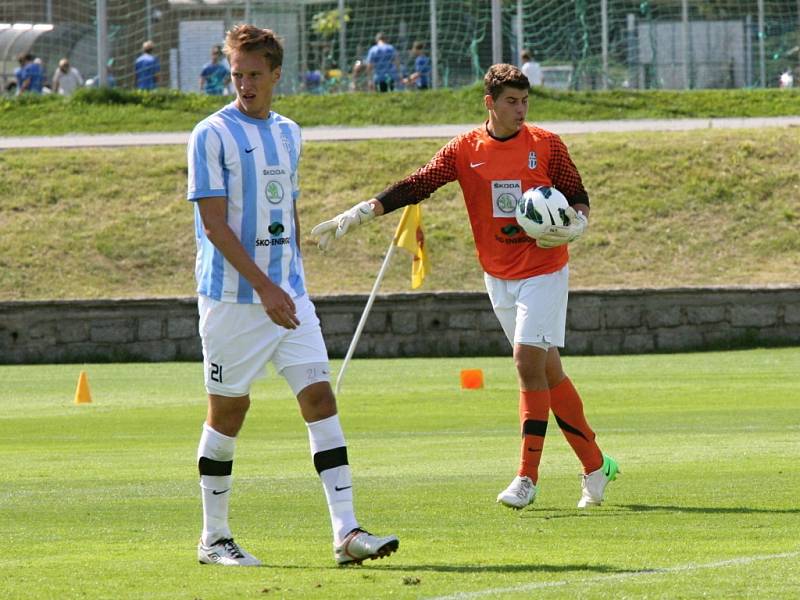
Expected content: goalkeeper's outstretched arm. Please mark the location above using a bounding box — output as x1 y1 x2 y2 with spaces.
311 139 458 251
310 199 382 252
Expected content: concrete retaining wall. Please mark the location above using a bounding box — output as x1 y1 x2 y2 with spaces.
1 287 798 364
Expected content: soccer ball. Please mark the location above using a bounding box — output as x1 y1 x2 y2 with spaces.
515 186 571 239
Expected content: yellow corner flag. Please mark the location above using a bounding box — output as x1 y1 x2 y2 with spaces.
394 205 430 289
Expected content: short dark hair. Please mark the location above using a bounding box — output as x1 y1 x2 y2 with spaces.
224 24 283 68
413 41 425 52
484 63 529 99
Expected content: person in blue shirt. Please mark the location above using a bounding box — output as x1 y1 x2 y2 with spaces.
12 53 27 94
403 41 432 90
366 32 399 92
199 45 230 95
19 54 45 94
135 40 160 90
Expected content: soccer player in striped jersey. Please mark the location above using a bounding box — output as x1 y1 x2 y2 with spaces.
187 24 398 567
312 64 619 511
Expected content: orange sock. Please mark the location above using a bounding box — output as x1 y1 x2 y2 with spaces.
549 377 603 474
518 389 550 483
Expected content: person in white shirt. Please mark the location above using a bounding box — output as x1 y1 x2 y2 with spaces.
187 23 398 568
521 50 543 87
52 58 83 96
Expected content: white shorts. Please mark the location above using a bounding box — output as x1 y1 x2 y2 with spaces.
484 265 569 349
198 293 330 396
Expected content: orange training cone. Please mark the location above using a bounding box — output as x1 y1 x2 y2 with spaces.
460 369 484 390
74 371 92 404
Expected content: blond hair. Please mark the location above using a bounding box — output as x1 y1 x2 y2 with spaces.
224 24 283 68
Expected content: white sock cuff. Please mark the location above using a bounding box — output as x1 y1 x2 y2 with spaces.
199 474 232 491
306 413 346 454
197 423 237 462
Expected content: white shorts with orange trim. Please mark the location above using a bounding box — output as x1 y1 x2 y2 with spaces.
484 265 569 349
198 293 330 397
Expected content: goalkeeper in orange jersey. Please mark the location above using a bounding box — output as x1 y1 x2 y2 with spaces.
312 63 619 509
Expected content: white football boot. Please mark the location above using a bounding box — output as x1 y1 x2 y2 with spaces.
496 475 537 509
334 528 399 565
577 454 620 508
197 537 262 566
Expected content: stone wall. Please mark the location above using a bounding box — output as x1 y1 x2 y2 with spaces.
1 287 798 364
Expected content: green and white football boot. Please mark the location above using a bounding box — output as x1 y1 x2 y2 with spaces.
577 454 620 508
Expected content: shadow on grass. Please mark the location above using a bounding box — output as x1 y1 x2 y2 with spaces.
519 504 800 520
367 562 636 574
262 562 635 575
618 503 800 515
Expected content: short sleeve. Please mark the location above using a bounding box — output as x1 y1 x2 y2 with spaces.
187 124 226 201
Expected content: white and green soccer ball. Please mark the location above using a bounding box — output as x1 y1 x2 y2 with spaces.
515 185 571 239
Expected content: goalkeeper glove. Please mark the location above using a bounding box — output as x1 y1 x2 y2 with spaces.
536 207 588 249
311 201 375 251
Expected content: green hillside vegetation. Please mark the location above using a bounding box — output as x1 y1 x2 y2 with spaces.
0 127 797 301
1 86 800 136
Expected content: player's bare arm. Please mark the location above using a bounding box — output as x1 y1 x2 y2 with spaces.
197 196 299 329
367 198 385 216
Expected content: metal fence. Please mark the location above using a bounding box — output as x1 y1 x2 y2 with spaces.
2 0 798 95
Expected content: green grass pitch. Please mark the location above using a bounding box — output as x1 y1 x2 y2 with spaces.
2 349 798 599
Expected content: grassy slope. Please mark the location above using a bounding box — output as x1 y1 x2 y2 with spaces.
2 350 799 599
1 86 800 136
0 127 798 301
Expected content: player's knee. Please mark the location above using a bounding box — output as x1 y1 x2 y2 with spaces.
513 344 548 389
544 348 566 387
545 363 566 387
297 381 337 422
207 394 250 436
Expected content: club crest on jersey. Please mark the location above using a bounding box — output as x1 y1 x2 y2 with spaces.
528 151 537 169
280 134 292 155
265 181 284 204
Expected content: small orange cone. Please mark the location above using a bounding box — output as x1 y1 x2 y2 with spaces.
74 371 92 404
460 368 484 390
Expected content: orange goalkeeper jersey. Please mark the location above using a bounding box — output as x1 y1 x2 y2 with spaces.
376 123 588 280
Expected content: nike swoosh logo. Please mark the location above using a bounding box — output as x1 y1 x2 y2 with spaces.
334 485 352 491
212 489 230 495
470 161 485 168
245 147 257 153
527 448 542 453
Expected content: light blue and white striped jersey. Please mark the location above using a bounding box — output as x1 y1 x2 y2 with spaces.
187 103 306 303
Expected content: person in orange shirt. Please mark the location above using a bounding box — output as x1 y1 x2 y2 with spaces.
312 63 619 510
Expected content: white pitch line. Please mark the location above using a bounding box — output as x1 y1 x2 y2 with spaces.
427 550 800 600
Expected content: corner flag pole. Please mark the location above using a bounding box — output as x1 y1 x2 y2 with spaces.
334 236 398 396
